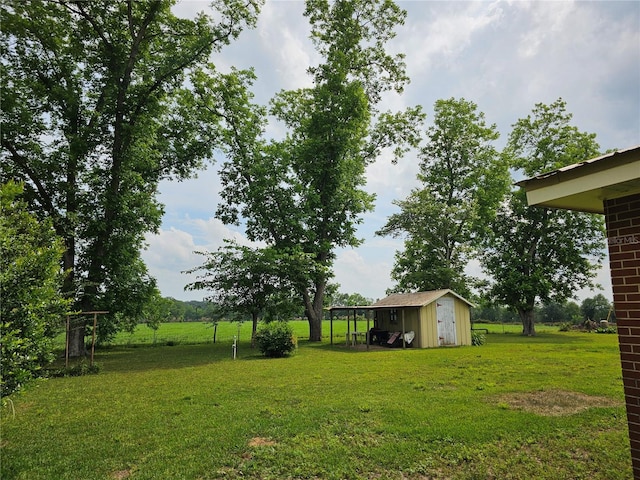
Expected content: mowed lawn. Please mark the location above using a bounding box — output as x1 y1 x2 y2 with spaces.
1 323 631 480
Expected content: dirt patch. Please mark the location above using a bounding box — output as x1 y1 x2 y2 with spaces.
110 470 131 480
495 390 621 416
248 437 277 447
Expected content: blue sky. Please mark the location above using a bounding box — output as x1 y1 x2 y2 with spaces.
142 0 640 303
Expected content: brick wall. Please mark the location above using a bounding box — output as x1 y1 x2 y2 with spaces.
604 192 640 478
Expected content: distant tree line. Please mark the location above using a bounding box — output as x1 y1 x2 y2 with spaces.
157 288 375 324
472 293 614 325
160 291 614 327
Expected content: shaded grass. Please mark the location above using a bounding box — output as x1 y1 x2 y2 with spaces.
2 330 629 479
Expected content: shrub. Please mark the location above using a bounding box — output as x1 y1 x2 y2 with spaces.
49 360 100 378
471 331 486 346
255 321 297 358
0 182 70 396
595 326 617 334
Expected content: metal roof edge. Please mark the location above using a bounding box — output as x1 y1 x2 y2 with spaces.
516 145 640 188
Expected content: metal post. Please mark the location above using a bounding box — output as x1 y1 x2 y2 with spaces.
330 310 334 345
346 308 351 346
402 309 406 349
91 313 97 366
366 314 370 351
65 315 70 368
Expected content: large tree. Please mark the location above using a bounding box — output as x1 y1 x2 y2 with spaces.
0 0 261 355
481 99 605 336
580 294 612 323
377 98 509 297
215 0 424 341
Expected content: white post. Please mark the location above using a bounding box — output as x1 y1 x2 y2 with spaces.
232 335 237 359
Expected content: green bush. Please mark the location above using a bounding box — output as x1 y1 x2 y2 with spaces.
1 182 70 396
471 331 486 346
254 321 297 358
49 360 100 378
595 326 617 334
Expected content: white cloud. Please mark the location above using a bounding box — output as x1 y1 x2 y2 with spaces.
516 1 575 58
258 2 316 90
147 0 638 304
142 218 259 300
333 248 394 301
142 227 202 300
400 2 504 75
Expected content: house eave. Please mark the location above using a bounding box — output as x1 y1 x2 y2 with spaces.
516 145 640 213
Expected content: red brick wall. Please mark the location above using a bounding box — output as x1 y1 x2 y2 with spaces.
604 193 640 478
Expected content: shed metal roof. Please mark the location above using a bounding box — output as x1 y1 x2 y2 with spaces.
327 289 475 311
370 289 475 309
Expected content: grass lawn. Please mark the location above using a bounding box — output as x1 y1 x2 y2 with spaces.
2 323 630 479
54 319 561 348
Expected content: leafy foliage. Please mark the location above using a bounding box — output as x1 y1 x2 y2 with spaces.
471 331 486 346
481 99 605 335
580 294 612 322
378 98 508 297
0 182 70 396
0 0 261 354
215 0 424 340
184 241 310 343
254 321 297 358
328 291 373 307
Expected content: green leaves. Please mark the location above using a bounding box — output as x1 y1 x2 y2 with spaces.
184 241 310 323
1 0 262 349
215 0 421 338
378 98 507 296
481 100 605 334
507 98 600 177
1 182 71 396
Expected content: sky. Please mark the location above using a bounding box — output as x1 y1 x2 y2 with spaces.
141 0 640 304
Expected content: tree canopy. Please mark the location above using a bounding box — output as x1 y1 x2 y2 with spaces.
481 99 605 336
377 98 509 297
0 0 262 354
184 241 310 344
214 0 424 341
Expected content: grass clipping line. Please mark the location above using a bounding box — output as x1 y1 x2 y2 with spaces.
495 390 622 416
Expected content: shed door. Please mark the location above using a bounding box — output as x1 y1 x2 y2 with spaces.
436 297 457 346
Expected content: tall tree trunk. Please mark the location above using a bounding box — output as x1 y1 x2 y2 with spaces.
302 279 326 342
308 312 323 342
519 308 536 336
67 321 87 358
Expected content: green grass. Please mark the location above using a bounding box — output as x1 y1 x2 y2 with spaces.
55 319 559 348
54 318 377 348
3 324 629 480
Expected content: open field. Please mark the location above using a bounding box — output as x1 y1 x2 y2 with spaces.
3 325 630 479
53 319 562 348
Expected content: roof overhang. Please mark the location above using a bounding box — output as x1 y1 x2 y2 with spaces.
516 145 640 214
329 289 476 311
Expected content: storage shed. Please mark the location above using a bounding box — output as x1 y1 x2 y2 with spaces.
369 289 474 348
